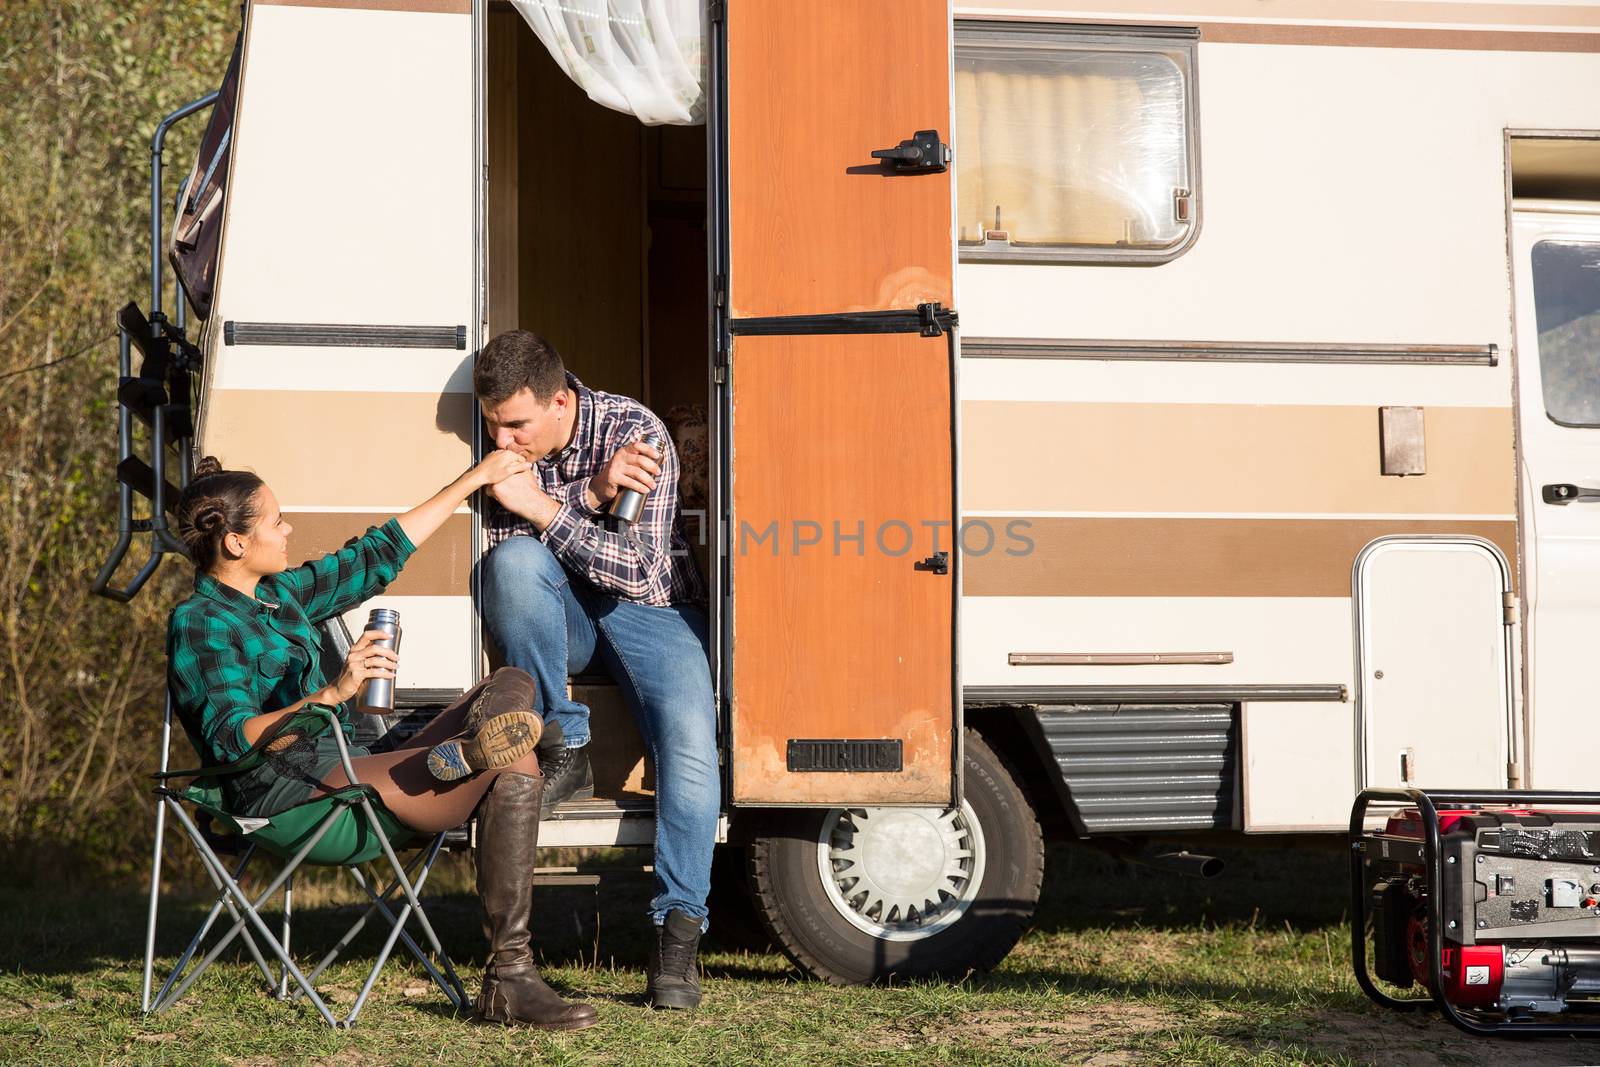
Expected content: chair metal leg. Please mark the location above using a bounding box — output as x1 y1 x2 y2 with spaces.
278 873 293 1000
141 794 168 1014
293 847 431 993
156 800 345 1027
142 696 177 1015
149 843 260 1014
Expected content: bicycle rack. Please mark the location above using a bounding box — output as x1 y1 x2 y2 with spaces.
92 91 218 602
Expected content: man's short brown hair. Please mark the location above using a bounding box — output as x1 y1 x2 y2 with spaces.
474 330 567 404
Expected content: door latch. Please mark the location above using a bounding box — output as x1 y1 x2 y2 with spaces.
914 551 949 575
871 130 950 173
1542 483 1600 505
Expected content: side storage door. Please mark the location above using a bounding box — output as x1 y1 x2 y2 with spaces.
1354 537 1515 790
720 1 959 805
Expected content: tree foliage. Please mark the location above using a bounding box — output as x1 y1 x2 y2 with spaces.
0 1 237 879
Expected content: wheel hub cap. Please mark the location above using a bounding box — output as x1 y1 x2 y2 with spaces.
816 802 986 942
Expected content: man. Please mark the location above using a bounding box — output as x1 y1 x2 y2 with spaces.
474 330 717 1012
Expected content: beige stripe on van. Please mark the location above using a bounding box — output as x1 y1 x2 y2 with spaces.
257 0 470 13
287 512 472 597
963 516 1517 597
201 389 477 509
962 402 1514 516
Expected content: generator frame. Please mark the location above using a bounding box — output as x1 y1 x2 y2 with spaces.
1351 786 1600 1038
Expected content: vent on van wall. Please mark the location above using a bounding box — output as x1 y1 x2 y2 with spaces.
1030 703 1238 834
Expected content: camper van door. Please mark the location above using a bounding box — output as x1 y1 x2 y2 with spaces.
718 2 959 806
1512 205 1600 791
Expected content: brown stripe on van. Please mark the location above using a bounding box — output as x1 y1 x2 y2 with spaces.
256 0 470 13
285 512 472 597
962 517 1517 598
962 402 1515 517
200 389 477 509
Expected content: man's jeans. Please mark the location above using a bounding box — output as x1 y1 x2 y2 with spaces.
480 535 719 925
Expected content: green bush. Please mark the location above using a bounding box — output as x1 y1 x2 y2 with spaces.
0 1 237 882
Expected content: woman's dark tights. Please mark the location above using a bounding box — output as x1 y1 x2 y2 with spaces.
309 674 541 833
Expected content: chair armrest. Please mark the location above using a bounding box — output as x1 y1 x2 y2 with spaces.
152 709 334 781
303 705 363 787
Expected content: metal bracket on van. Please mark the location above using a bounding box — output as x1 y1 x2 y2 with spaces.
917 302 950 338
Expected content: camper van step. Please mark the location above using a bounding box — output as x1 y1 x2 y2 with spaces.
116 457 180 511
546 798 655 821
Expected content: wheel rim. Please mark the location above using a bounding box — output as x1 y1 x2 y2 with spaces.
815 802 987 943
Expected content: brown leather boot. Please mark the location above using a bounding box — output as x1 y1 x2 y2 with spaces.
473 771 598 1030
464 667 539 733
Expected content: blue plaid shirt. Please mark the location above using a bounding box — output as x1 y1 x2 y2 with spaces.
486 373 705 606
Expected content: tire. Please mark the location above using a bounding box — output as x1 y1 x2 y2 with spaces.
705 844 776 953
747 729 1044 984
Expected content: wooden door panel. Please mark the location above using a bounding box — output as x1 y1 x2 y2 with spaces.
726 0 953 319
730 332 955 804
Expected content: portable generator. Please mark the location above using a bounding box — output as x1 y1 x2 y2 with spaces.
1352 788 1600 1037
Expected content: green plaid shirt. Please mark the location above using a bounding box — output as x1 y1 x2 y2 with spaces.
166 518 415 764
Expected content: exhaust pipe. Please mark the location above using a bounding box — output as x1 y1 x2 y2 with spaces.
1101 844 1225 880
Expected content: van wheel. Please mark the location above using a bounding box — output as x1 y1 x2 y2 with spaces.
746 729 1043 984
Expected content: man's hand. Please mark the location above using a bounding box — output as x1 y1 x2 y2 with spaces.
488 470 560 527
585 438 661 511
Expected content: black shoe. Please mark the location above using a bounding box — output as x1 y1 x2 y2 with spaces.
538 741 593 812
647 909 703 1010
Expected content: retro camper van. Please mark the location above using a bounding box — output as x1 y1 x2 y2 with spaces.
98 0 1600 983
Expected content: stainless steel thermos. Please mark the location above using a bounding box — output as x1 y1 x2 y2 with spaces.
608 432 661 525
357 607 401 713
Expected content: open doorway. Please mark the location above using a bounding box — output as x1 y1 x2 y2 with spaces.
483 7 711 810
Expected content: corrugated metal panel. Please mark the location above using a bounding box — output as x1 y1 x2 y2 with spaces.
1032 704 1238 833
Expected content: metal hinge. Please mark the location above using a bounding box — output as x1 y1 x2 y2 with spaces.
1502 591 1519 626
709 0 725 23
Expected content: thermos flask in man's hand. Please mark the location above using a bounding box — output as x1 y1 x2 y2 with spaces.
609 432 661 525
357 607 401 713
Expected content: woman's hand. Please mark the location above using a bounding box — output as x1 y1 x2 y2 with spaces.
472 449 533 489
321 629 399 705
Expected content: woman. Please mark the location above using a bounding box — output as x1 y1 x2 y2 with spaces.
168 453 596 1031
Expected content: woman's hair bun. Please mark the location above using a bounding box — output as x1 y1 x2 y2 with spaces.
189 499 228 535
193 455 224 479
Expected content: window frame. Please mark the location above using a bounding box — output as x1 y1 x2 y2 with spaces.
953 21 1203 267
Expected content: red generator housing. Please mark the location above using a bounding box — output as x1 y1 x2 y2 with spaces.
1352 789 1600 1037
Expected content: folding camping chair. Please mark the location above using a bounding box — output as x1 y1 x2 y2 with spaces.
139 697 470 1028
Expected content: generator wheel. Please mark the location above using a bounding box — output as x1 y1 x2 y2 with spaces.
747 729 1043 984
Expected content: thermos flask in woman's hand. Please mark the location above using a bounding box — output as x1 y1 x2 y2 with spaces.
609 432 661 525
357 607 401 713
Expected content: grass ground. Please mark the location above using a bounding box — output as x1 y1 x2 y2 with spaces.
4 843 1600 1065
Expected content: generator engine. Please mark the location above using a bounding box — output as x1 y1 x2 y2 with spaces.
1361 806 1600 1022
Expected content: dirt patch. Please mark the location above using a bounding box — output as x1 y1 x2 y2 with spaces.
1236 1008 1600 1067
900 1002 1175 1060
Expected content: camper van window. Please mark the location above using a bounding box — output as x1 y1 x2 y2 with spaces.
1532 239 1600 427
954 24 1199 265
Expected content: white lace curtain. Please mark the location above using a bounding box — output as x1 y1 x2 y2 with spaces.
510 0 706 126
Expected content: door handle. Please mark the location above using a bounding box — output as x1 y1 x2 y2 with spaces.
870 130 950 173
1542 483 1600 505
